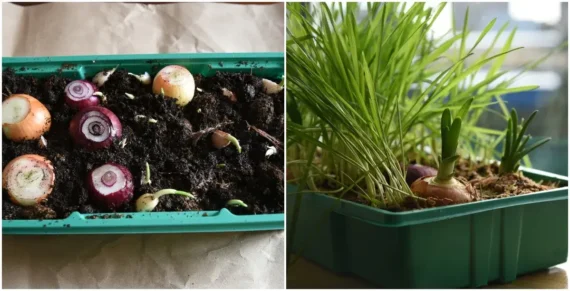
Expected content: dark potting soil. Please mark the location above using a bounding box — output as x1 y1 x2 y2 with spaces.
2 68 284 219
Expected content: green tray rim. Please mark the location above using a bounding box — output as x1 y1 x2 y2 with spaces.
287 167 568 227
2 52 285 235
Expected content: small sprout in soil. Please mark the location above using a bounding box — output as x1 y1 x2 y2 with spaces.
92 65 119 87
216 163 226 168
136 189 195 212
92 92 108 103
265 146 277 158
499 109 551 175
196 87 203 93
262 78 283 94
135 115 146 121
160 87 165 97
39 135 48 149
124 93 135 100
226 199 248 208
197 108 202 113
2 154 55 206
128 72 151 85
221 88 237 103
142 162 151 186
212 130 242 153
410 102 476 205
119 138 127 148
148 118 158 123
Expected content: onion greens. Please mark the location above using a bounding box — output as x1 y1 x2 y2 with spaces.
499 109 551 175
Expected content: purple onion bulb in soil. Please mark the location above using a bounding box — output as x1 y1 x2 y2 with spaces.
87 163 134 210
406 164 438 186
64 80 100 110
69 106 122 150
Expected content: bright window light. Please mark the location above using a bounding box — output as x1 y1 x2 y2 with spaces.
508 2 561 25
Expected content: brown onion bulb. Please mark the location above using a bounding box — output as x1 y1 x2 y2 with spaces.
2 154 55 206
2 94 51 141
410 176 474 206
152 65 195 106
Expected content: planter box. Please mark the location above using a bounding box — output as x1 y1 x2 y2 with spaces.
287 167 568 288
2 53 284 235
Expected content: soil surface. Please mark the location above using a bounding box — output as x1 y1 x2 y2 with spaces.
307 158 559 212
2 68 284 219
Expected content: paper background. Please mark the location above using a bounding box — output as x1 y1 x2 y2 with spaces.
2 2 284 289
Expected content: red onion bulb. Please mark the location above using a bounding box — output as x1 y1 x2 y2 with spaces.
406 164 438 186
64 80 100 110
87 163 133 210
69 106 122 150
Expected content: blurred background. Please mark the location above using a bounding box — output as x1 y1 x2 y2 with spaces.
452 2 568 176
315 1 569 175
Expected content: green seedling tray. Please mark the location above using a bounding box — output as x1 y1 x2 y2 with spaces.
287 167 568 288
2 53 284 235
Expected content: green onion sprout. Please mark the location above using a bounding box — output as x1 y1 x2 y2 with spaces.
499 109 550 175
136 189 195 212
226 199 248 208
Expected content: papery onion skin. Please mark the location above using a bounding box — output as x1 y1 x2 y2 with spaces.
64 80 100 110
410 176 475 206
2 154 55 206
86 163 134 210
2 94 51 142
406 164 438 186
212 130 231 149
69 106 122 150
152 65 196 106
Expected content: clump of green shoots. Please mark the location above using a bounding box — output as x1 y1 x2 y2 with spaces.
499 109 550 175
410 104 475 205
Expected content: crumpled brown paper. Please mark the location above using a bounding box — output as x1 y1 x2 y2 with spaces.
3 2 284 56
2 2 284 289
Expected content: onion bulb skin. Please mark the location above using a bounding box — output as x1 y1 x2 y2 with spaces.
152 65 195 106
2 154 55 207
69 106 122 150
410 176 475 206
2 94 51 142
406 164 438 186
86 163 134 210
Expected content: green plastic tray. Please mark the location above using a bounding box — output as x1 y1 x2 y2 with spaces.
2 53 284 235
287 167 568 288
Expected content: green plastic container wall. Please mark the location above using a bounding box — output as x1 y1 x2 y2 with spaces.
287 167 568 288
2 53 284 235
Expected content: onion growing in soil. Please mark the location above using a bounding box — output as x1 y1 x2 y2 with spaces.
69 106 122 150
128 72 151 85
136 189 195 212
410 104 476 205
262 78 284 94
2 94 51 142
405 164 437 186
92 65 118 87
152 65 195 106
212 130 242 153
2 154 55 206
64 80 100 109
87 163 134 210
